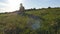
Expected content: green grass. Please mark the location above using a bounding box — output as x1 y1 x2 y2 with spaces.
0 8 60 34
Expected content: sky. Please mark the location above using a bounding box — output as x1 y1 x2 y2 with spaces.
0 0 60 13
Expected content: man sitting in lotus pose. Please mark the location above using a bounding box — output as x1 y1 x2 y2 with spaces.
18 3 25 14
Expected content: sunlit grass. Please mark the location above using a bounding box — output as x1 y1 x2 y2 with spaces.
0 8 60 34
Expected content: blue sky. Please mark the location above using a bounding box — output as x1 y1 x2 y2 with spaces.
23 0 60 9
0 0 7 3
0 0 60 12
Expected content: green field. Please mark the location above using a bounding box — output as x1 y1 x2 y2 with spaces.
0 8 60 34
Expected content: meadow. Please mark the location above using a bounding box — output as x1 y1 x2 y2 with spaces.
0 8 60 34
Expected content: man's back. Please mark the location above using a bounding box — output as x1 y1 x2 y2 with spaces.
19 3 25 12
20 6 25 12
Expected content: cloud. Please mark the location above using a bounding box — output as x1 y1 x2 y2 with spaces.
0 2 8 13
0 2 8 6
0 0 24 13
0 0 9 13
